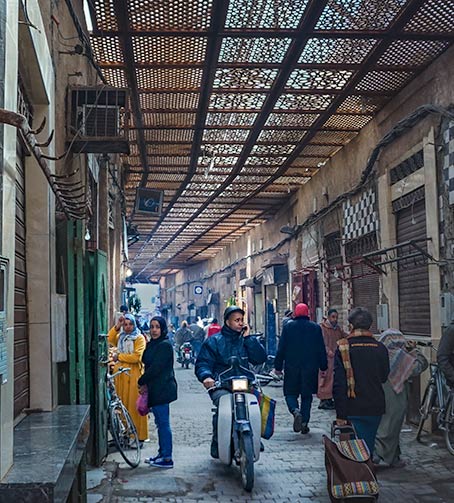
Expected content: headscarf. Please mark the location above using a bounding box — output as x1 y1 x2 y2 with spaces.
150 316 168 338
118 314 141 353
379 328 416 394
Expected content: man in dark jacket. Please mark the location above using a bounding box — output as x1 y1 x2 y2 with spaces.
189 322 205 358
273 303 328 434
195 305 267 458
437 321 454 387
333 307 389 456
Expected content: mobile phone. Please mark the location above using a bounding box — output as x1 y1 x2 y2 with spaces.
241 325 248 334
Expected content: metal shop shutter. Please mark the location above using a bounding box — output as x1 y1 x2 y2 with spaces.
327 257 343 324
351 264 380 334
14 141 30 418
277 283 288 333
396 198 431 337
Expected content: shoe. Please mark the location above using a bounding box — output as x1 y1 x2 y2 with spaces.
260 441 265 452
144 454 161 464
390 458 406 468
210 440 219 459
293 410 303 433
301 423 310 434
150 458 174 469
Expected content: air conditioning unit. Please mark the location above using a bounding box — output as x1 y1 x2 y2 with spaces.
376 304 389 333
82 105 120 137
67 86 129 154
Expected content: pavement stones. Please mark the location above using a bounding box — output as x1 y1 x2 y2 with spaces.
88 364 454 502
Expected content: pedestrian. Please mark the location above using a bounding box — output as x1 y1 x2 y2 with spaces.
139 316 177 469
167 323 176 347
333 307 390 456
189 322 205 358
374 329 428 467
282 308 293 328
108 313 149 444
206 318 222 338
318 308 346 410
195 306 267 458
273 303 328 434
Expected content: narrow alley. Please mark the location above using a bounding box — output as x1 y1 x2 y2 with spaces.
88 365 454 503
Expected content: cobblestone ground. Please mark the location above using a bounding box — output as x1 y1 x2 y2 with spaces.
88 365 454 502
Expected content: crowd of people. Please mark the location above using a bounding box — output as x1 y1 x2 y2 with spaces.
107 299 454 472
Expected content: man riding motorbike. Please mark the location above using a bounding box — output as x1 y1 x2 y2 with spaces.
195 306 267 458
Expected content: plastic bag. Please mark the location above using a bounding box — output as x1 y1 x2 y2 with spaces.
136 390 149 416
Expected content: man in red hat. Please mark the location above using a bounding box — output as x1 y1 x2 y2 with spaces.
274 303 328 434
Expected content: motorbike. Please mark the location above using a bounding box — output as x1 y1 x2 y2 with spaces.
210 356 262 492
178 342 194 369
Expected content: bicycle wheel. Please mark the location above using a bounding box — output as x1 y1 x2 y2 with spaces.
239 431 254 492
444 394 454 455
416 383 436 441
109 402 141 468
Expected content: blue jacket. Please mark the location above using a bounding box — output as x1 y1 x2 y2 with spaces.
195 325 267 383
274 316 328 396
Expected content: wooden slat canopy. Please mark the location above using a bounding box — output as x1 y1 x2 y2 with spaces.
88 0 454 280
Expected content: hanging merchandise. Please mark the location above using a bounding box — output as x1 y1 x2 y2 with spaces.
128 294 142 315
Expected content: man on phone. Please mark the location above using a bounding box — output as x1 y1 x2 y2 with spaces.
195 305 267 458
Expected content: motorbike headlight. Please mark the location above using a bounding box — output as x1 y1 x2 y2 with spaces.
231 378 248 392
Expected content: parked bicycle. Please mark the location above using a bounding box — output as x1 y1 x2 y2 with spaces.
107 367 141 467
415 341 454 455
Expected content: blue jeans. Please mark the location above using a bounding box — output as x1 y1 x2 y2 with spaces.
285 395 313 424
348 415 382 456
150 403 173 460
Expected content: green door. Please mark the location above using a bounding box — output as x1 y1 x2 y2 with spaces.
85 250 108 466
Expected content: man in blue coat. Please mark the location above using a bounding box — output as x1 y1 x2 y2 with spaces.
274 303 328 434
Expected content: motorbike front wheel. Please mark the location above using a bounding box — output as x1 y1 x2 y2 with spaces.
239 431 254 492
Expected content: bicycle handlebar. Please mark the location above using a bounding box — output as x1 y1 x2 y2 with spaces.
108 367 131 380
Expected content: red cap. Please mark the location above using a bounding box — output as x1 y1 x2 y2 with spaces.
294 303 309 317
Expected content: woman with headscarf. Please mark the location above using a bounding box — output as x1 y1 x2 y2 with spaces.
108 313 149 443
374 329 428 467
139 316 177 469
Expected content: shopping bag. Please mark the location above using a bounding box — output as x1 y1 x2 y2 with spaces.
252 389 276 439
136 390 149 416
324 434 379 502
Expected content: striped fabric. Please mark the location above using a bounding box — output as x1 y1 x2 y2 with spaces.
332 480 379 498
252 389 276 439
335 438 370 462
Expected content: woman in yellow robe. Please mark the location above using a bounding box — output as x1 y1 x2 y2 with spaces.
108 313 149 442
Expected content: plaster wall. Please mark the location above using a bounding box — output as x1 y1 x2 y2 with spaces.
0 0 19 481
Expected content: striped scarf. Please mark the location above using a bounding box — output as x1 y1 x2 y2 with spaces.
337 329 374 399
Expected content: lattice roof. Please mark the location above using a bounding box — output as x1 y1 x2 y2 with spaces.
88 0 454 280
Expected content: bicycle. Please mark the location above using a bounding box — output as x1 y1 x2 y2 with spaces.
415 341 454 455
107 367 141 467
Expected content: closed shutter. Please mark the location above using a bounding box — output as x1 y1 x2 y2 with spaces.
352 264 379 333
396 198 430 336
277 283 288 333
396 195 429 424
328 257 343 324
14 141 29 417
